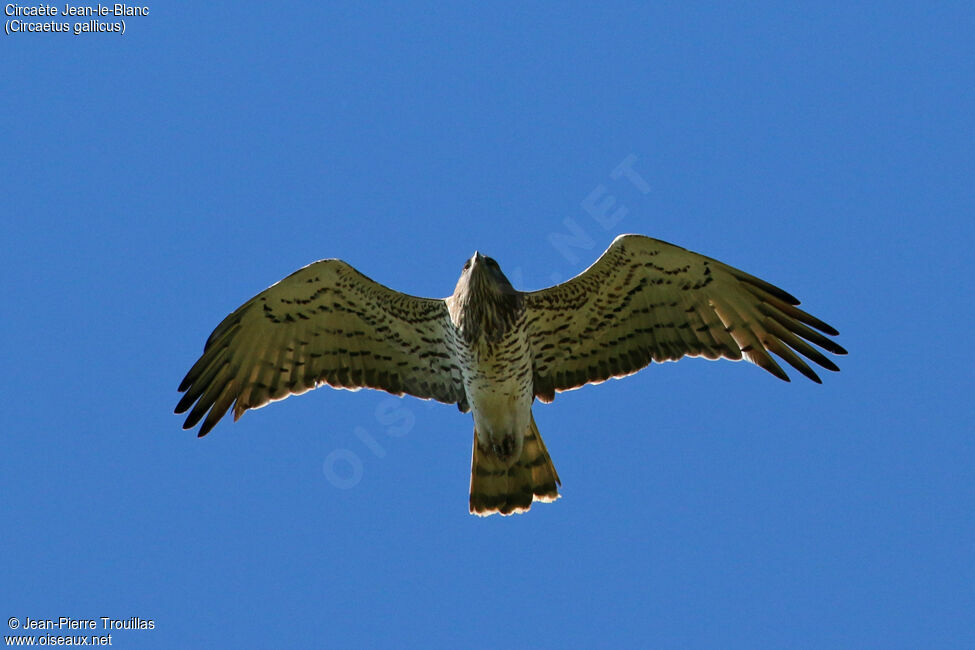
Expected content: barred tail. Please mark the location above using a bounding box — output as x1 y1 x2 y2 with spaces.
469 412 561 516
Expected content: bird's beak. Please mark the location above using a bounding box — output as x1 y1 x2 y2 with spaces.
472 251 484 268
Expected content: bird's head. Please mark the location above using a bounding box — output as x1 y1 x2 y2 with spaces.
449 251 522 342
457 251 517 296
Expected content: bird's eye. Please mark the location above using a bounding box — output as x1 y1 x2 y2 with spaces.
486 259 498 269
463 260 471 271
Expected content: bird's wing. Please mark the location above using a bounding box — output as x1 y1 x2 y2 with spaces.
176 260 467 436
524 234 847 401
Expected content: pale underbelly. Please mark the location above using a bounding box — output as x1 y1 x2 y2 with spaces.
466 375 533 447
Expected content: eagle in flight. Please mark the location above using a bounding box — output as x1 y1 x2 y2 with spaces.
176 234 846 516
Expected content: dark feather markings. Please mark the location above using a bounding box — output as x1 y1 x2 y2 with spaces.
178 235 845 441
176 259 467 436
524 234 845 396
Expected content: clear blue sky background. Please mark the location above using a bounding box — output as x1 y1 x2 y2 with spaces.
3 3 973 648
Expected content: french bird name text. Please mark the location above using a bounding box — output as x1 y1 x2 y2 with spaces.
4 4 148 17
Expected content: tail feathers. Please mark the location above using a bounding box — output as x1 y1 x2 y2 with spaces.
469 413 561 516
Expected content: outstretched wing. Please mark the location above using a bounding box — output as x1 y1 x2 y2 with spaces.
525 234 847 401
176 260 467 436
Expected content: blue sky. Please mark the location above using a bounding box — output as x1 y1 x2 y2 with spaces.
3 3 973 648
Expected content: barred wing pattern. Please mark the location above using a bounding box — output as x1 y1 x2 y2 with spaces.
176 260 467 436
526 235 847 401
